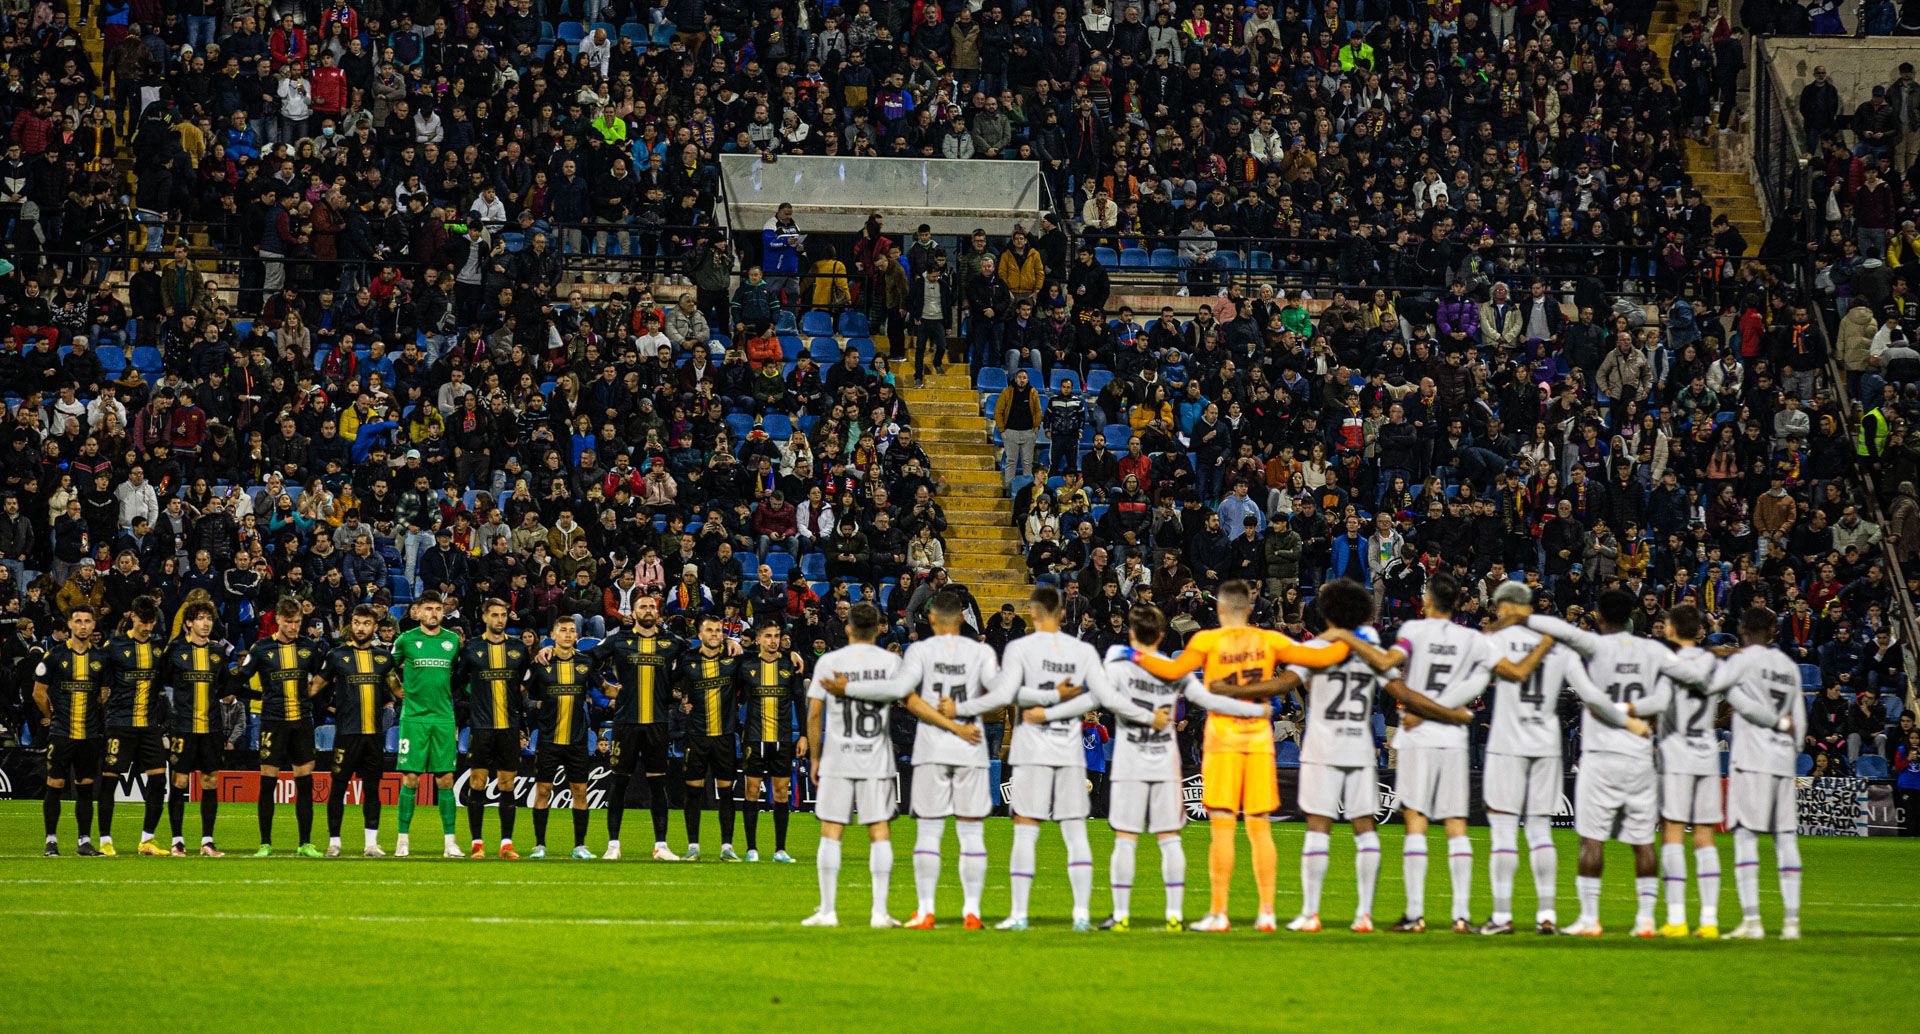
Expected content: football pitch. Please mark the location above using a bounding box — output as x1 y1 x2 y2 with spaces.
0 802 1905 1031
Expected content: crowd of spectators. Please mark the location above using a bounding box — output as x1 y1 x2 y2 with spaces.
0 0 1915 797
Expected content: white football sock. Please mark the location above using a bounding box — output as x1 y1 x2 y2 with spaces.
1110 837 1136 920
1447 836 1473 922
1576 875 1601 925
1733 828 1761 921
1158 834 1186 920
913 817 946 916
1353 830 1381 919
1008 822 1040 920
365 828 379 851
1488 813 1519 924
1661 843 1689 926
1776 832 1802 922
1695 845 1722 928
957 821 987 917
816 837 842 917
329 835 342 849
1300 830 1330 916
1401 832 1429 920
1062 818 1093 922
1525 815 1557 924
869 838 894 919
1635 876 1659 925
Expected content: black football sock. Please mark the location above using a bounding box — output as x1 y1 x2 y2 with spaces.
774 801 791 852
532 806 549 848
169 784 188 841
201 792 219 842
683 791 702 848
648 776 670 843
363 792 381 835
142 774 166 837
467 788 486 842
257 775 276 844
573 806 589 848
607 773 630 840
717 788 735 847
95 778 116 841
74 786 94 841
293 775 315 844
327 777 349 839
499 796 517 843
744 800 760 852
43 785 61 839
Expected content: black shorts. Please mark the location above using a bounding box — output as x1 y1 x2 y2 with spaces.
468 728 523 772
330 733 386 782
684 733 738 783
609 724 670 776
169 732 224 775
259 720 317 769
47 738 102 782
102 727 169 775
741 740 796 779
536 742 592 785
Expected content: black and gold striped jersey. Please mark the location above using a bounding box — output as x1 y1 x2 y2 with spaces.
735 654 803 744
588 628 685 726
675 649 740 737
100 634 165 729
35 642 107 740
239 637 323 723
163 638 233 736
529 652 596 748
320 644 398 736
458 635 532 732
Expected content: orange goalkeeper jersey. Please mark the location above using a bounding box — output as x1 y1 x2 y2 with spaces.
1135 626 1348 754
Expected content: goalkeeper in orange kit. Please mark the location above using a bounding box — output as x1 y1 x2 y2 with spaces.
1127 579 1348 932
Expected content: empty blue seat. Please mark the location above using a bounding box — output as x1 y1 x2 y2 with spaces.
801 310 835 336
1885 694 1905 723
709 332 731 351
1149 248 1180 270
1094 246 1119 268
1795 753 1814 776
762 414 792 440
618 22 649 42
96 346 126 372
1085 369 1113 394
1118 248 1148 268
979 391 999 417
1102 423 1131 445
1249 250 1273 270
1798 664 1822 693
725 413 754 438
1048 369 1075 392
774 310 798 333
764 552 793 581
809 337 841 363
651 22 676 45
132 346 163 373
1856 755 1890 779
556 20 586 43
390 574 415 603
849 337 875 363
800 554 826 580
837 311 869 336
1216 252 1243 272
975 368 1008 391
778 334 803 360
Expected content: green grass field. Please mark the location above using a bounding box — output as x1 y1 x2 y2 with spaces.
1 801 1907 1030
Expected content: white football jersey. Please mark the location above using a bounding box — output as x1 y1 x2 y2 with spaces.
1482 623 1630 758
1527 616 1717 759
1714 645 1805 777
807 643 905 780
1658 645 1724 776
1292 642 1383 769
1103 645 1264 782
972 631 1113 768
1391 618 1497 750
880 634 1002 768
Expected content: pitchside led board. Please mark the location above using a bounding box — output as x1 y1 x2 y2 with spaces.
0 747 1900 835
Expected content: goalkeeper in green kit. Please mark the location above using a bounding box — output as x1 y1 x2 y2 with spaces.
393 594 464 858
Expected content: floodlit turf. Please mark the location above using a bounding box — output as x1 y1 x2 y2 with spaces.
0 801 1907 1030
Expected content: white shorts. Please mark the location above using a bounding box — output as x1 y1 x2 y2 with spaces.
1574 752 1658 845
1395 745 1470 820
1008 764 1090 822
815 775 897 826
1661 771 1725 826
1483 753 1563 816
1727 770 1797 835
1298 762 1376 820
1108 779 1184 835
911 764 991 820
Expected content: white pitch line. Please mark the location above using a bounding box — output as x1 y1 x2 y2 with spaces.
2 877 725 887
0 908 778 928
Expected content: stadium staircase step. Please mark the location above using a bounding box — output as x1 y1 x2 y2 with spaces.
1654 0 1767 256
903 370 1028 616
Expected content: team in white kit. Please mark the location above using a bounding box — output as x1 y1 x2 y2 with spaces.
801 574 1807 940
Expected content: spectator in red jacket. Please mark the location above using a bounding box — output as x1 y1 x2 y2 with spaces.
10 99 53 154
269 14 309 67
753 491 800 561
309 51 347 119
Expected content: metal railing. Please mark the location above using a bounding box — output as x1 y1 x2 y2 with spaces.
1748 36 1812 227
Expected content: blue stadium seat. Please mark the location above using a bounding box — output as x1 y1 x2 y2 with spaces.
1215 252 1243 273
801 310 835 336
709 332 732 351
1103 423 1131 446
131 346 163 373
975 368 1007 392
979 391 999 417
837 311 869 336
1795 753 1814 776
1248 250 1273 270
778 334 803 360
619 22 649 43
96 346 125 372
725 414 754 438
762 414 792 440
590 22 618 39
809 337 841 363
1798 664 1822 693
763 553 793 581
390 574 415 603
845 584 864 601
538 20 556 41
1048 369 1075 392
1118 248 1147 268
651 22 676 45
1855 755 1890 779
774 310 798 333
849 337 875 362
800 554 826 580
1149 248 1180 270
1094 246 1119 268
1085 369 1112 394
1276 740 1301 768
556 20 586 43
1885 694 1905 723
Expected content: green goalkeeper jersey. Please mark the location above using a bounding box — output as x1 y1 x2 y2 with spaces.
394 627 462 724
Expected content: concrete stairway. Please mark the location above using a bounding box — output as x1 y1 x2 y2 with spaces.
1652 0 1768 255
901 371 1031 616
